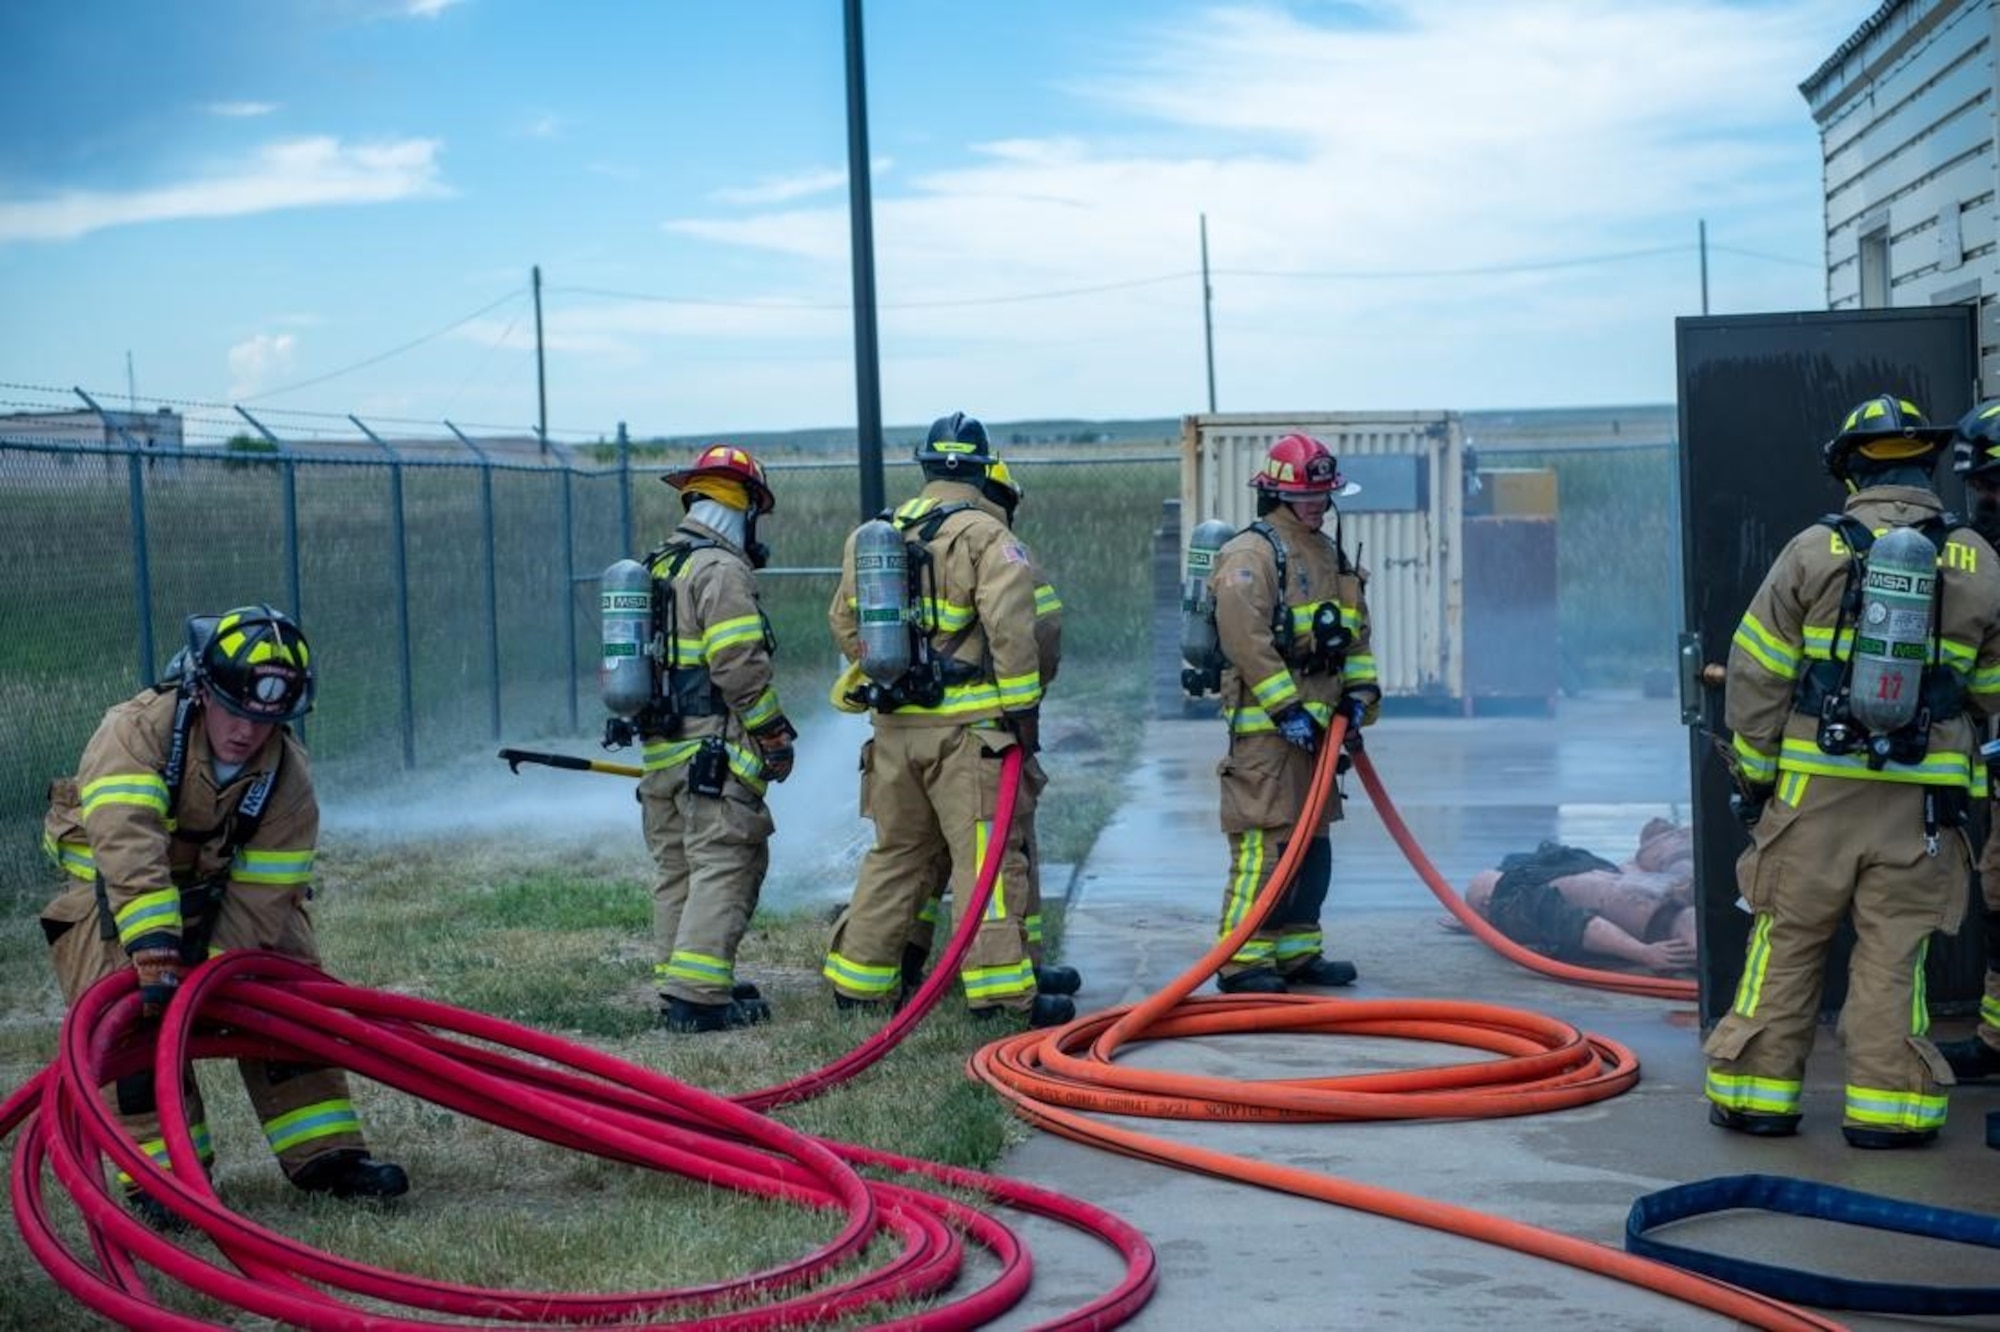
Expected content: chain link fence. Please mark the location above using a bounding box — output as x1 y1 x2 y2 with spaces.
0 397 1177 875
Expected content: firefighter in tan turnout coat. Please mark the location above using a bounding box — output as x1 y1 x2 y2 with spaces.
1210 433 1379 994
1709 395 2000 1149
635 444 796 1034
824 412 1072 1027
39 606 407 1227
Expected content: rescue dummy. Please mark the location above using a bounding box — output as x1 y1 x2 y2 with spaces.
39 606 408 1228
1709 394 2000 1148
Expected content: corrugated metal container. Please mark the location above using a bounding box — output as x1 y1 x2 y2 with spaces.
1180 411 1465 699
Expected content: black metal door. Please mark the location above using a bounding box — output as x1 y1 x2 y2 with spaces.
1676 307 1981 1028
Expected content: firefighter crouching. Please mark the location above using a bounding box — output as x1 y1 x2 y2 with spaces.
1708 394 2000 1148
823 412 1070 1027
606 444 796 1034
1209 432 1379 995
38 606 408 1229
1942 398 2000 1085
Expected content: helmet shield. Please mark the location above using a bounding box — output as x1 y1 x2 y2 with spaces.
198 606 315 723
662 444 776 514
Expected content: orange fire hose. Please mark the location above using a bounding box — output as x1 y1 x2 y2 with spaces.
970 720 1844 1331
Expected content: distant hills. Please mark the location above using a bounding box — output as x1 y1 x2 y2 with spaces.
636 404 1677 458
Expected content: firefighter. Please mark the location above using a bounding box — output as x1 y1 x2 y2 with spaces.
38 606 408 1228
1941 398 2000 1083
640 444 796 1034
900 458 1082 1000
1707 395 2000 1148
824 412 1071 1026
1209 433 1379 994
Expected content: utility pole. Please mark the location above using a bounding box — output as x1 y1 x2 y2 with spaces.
844 0 886 519
533 264 549 454
1200 214 1217 413
1698 219 1710 316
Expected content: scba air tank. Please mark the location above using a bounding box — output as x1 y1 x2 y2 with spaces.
1179 519 1236 695
600 558 656 718
1848 525 1938 734
853 519 912 684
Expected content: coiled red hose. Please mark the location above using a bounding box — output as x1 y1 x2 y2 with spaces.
4 745 1158 1329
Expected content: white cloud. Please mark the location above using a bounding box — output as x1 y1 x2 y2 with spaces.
227 332 298 400
654 0 1845 419
208 101 278 118
708 160 892 207
403 0 464 18
524 113 564 140
0 136 449 244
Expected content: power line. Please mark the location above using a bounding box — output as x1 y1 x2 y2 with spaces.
239 286 528 402
1217 242 1695 281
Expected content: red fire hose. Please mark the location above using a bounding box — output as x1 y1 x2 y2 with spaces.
4 744 1160 1330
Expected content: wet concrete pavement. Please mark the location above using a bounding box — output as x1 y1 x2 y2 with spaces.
987 694 2000 1331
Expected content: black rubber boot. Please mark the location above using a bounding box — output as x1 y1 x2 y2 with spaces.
1286 957 1359 988
1938 1033 2000 1082
662 996 763 1033
833 991 882 1016
730 982 773 1025
292 1149 411 1200
1033 964 1082 996
125 1189 189 1233
1707 1103 1800 1138
1028 993 1076 1028
900 944 930 993
1842 1125 1937 1150
968 994 1077 1027
1217 968 1287 995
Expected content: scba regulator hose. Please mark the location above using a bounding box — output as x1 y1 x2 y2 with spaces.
3 745 1159 1330
969 726 1842 1332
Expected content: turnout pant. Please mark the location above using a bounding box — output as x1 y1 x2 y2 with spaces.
1214 732 1342 980
640 763 774 1006
48 887 368 1189
1703 773 1967 1134
826 723 1035 1009
1970 822 2000 1055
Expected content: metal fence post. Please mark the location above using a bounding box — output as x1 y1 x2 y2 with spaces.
617 420 633 561
350 417 418 768
75 387 156 683
561 462 579 732
445 421 504 740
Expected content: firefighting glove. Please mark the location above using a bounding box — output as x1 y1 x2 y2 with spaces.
1337 694 1369 753
750 717 798 784
1008 707 1041 756
1271 704 1318 754
1730 783 1773 830
131 946 183 1021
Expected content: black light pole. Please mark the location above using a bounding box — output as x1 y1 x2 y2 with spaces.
845 0 886 519
1200 213 1217 412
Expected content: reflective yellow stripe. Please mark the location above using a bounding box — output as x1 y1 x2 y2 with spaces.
1733 612 1797 678
233 848 314 886
42 833 95 880
1705 1071 1800 1116
81 772 169 820
961 958 1034 1001
822 952 899 998
114 889 181 947
263 1100 360 1155
1732 914 1773 1016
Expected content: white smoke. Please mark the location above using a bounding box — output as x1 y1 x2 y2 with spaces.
321 711 874 914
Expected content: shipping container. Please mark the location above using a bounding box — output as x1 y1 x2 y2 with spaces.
1177 411 1466 701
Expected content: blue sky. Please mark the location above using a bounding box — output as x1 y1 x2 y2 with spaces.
0 1 1871 442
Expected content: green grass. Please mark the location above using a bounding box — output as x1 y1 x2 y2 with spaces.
0 659 1148 1330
